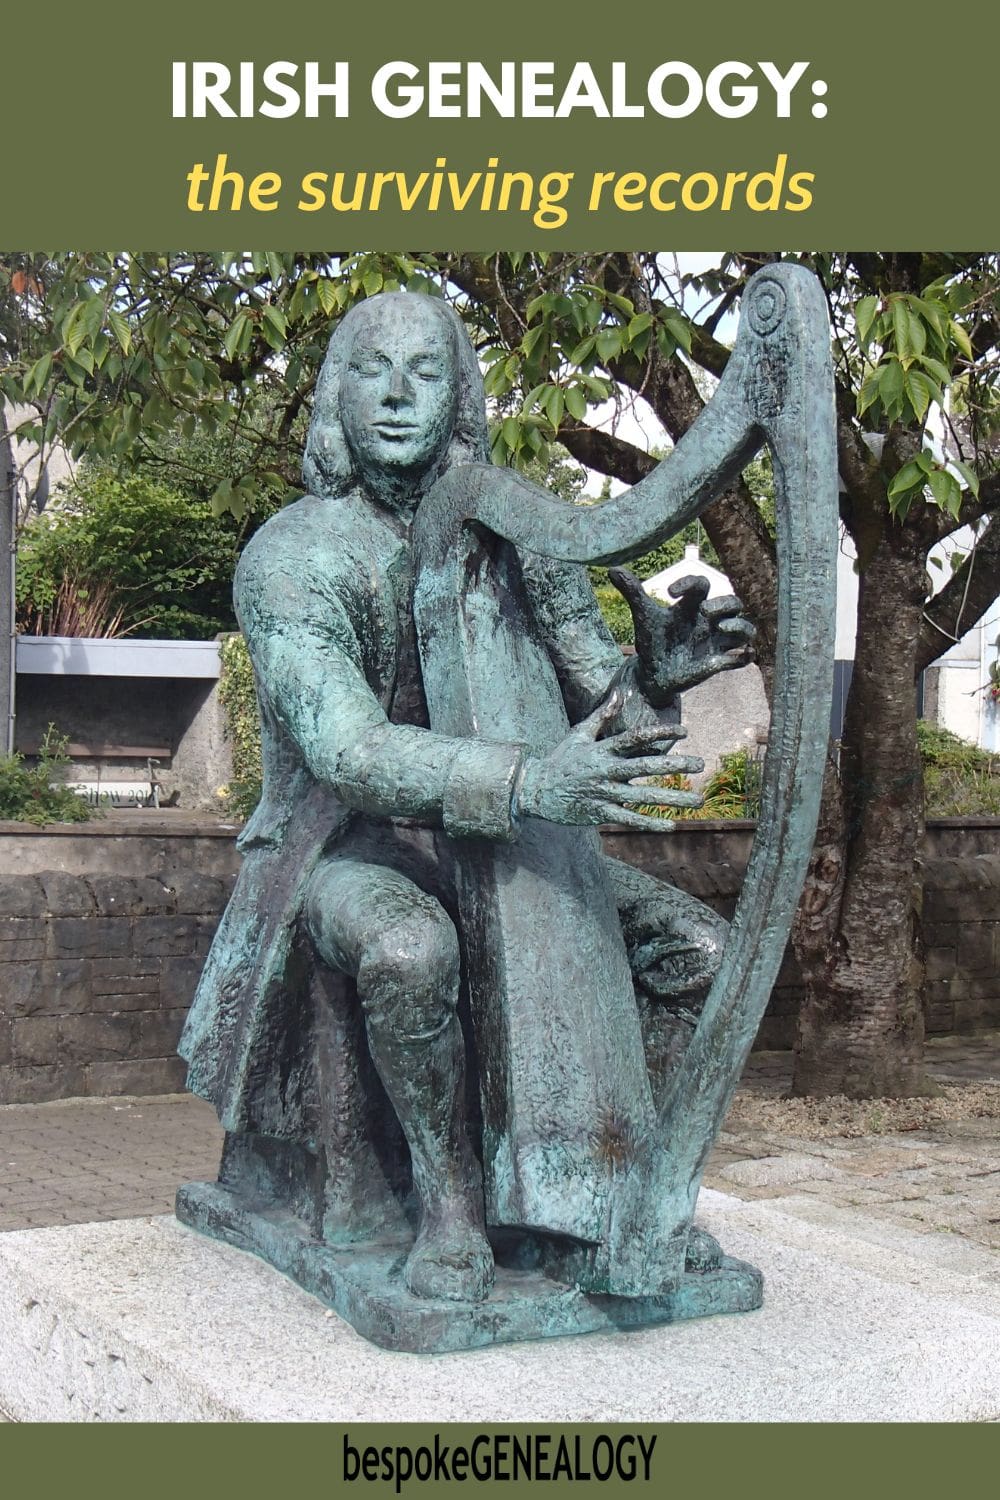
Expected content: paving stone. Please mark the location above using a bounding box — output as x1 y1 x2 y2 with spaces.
718 1155 844 1188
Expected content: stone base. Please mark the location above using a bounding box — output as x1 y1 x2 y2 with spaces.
3 1191 1000 1421
174 1179 761 1353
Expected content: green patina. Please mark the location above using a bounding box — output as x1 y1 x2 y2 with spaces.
176 264 836 1351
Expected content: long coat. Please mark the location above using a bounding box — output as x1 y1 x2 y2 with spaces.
179 484 631 1141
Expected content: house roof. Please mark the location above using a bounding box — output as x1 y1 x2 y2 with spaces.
643 544 733 602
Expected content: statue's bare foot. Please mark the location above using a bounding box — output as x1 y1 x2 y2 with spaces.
404 1204 494 1302
684 1224 723 1272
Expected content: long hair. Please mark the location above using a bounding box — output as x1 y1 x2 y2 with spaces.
302 292 490 498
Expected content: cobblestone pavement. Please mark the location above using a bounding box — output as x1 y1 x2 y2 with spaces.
0 1033 997 1251
705 1031 1000 1257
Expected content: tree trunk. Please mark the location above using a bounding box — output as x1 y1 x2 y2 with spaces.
791 529 932 1097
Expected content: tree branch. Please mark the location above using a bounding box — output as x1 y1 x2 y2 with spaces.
917 513 1000 672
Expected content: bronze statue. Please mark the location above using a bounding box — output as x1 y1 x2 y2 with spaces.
178 266 836 1351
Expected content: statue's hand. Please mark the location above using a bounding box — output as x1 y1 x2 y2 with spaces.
515 690 704 832
608 568 755 706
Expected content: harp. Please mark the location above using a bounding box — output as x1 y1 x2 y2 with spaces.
413 263 837 1296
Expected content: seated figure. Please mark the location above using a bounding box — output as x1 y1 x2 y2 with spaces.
178 291 760 1327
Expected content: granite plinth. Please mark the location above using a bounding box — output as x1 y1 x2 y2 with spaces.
2 1191 1000 1422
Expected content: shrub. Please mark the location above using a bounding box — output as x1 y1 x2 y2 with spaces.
918 720 1000 817
217 634 263 819
636 747 762 822
0 728 92 826
16 466 276 640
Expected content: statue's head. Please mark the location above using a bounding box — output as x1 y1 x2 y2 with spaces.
303 292 489 506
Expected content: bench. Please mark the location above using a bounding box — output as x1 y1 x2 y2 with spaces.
19 741 172 809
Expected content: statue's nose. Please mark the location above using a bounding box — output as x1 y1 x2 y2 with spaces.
385 366 414 405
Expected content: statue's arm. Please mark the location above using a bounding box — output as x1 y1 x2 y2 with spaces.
235 547 524 841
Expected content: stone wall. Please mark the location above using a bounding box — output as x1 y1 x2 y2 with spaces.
0 868 234 1104
1 818 998 1103
606 830 1000 1049
923 857 1000 1037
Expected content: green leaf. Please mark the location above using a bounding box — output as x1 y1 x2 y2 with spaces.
122 402 141 442
520 382 549 416
904 368 931 422
82 296 105 344
107 308 131 355
522 323 547 360
61 303 87 358
564 385 587 421
260 304 287 351
210 478 234 516
878 358 905 417
952 458 980 499
627 312 654 340
904 308 926 358
892 299 912 361
887 459 929 500
223 312 250 361
544 386 565 429
26 351 52 397
857 373 880 417
483 362 511 397
910 296 947 338
501 416 521 451
656 324 678 361
927 468 962 518
855 296 878 346
596 328 623 363
662 311 692 355
950 319 973 361
917 355 952 388
567 335 596 366
317 280 338 316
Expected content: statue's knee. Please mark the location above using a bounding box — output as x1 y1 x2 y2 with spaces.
634 910 728 1008
357 911 460 1039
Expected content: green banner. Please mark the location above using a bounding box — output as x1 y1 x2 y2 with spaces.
2 1422 999 1494
3 0 995 246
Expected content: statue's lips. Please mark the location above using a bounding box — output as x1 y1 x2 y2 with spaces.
371 422 419 438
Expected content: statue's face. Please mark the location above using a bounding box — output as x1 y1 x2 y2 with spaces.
339 298 459 486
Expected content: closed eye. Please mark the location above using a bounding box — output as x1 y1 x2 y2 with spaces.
409 356 445 380
349 353 390 377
